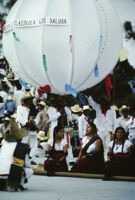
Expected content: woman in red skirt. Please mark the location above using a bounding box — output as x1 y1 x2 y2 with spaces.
71 121 104 174
104 126 134 179
44 126 68 175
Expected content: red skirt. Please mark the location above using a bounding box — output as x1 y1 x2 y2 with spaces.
44 151 68 172
110 153 135 176
71 155 105 174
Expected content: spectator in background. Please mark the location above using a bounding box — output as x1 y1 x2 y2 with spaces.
78 105 91 140
0 96 5 124
5 96 16 116
35 101 49 135
0 117 10 145
118 105 131 133
88 95 117 161
13 79 25 109
46 100 61 139
16 92 38 165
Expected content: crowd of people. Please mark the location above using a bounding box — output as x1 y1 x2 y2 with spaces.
0 56 135 191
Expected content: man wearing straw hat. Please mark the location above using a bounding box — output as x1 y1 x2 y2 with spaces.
78 105 92 140
118 105 131 132
69 104 82 159
16 92 38 164
36 101 49 134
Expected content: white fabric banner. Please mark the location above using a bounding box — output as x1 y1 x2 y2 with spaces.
4 17 69 32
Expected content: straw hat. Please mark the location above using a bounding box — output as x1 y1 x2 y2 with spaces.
7 96 13 101
113 105 119 111
119 105 130 112
38 101 46 107
4 118 28 142
21 92 34 102
83 105 90 111
3 117 10 121
70 104 82 113
7 72 15 81
37 130 48 141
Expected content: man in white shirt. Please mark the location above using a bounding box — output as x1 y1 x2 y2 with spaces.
13 80 25 109
88 95 117 161
117 105 131 132
16 92 38 164
125 106 135 144
46 100 61 139
78 105 91 140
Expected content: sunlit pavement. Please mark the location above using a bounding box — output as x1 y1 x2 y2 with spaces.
1 174 135 200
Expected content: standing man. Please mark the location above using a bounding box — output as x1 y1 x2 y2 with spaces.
16 92 38 164
46 100 61 139
118 105 131 133
88 95 117 161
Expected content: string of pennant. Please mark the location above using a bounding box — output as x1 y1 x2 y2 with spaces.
65 83 85 104
19 78 29 90
13 32 20 42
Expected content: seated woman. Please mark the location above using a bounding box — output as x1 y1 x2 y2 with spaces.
104 126 134 179
44 126 68 175
71 121 104 174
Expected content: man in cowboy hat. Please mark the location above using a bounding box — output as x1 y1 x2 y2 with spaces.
16 92 38 165
78 105 93 140
36 130 48 157
0 117 33 191
35 101 49 134
118 105 131 132
69 105 82 159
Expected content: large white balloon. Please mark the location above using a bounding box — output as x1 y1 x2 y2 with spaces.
2 0 122 95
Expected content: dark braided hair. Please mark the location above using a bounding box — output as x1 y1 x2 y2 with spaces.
87 121 97 135
112 127 126 154
52 125 64 151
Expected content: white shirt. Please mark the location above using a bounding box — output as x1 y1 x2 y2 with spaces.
0 141 31 177
117 115 132 132
64 106 72 116
13 89 25 109
78 114 88 139
82 136 97 154
47 106 61 129
126 118 135 137
88 96 117 133
47 138 67 151
16 105 29 126
109 139 132 154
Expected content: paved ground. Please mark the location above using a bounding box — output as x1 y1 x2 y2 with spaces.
1 174 135 200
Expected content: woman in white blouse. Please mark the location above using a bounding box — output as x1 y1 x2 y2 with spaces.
44 126 68 175
71 121 104 174
105 127 134 179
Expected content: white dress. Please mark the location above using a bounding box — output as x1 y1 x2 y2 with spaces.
0 141 33 185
